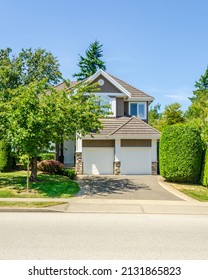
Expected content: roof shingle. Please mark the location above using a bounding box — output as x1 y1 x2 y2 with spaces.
83 116 160 138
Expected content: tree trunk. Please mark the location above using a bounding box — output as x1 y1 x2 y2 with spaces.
30 157 38 181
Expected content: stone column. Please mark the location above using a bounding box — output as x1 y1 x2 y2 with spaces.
151 161 157 175
114 161 121 175
75 152 83 175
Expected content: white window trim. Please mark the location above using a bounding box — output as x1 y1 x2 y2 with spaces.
129 102 147 119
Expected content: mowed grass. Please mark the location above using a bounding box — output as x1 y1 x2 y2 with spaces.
0 201 66 208
0 171 79 198
170 182 208 201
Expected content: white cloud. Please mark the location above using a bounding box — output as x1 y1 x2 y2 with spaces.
147 86 194 111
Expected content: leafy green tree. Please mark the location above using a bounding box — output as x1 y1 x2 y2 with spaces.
0 140 12 172
162 102 184 125
0 80 108 189
148 103 162 127
185 68 208 141
0 48 108 189
73 40 106 81
150 102 184 131
0 48 62 179
0 48 62 88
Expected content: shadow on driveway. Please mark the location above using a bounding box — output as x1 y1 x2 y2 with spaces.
76 175 182 201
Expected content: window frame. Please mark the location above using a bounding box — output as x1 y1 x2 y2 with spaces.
129 102 147 119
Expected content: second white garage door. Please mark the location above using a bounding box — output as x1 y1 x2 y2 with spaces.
82 147 114 175
121 147 151 175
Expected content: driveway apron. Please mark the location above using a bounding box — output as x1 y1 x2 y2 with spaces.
75 175 183 201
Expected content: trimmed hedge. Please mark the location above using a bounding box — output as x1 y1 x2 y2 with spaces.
0 140 12 172
37 153 55 161
159 125 203 183
61 168 76 180
201 149 208 186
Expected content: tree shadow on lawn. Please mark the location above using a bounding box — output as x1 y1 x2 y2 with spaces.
76 176 151 197
0 173 79 198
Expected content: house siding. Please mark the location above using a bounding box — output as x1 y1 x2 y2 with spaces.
94 75 121 93
116 98 124 117
83 140 115 147
121 139 151 147
124 101 129 115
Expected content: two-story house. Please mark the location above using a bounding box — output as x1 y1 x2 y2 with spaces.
56 70 160 175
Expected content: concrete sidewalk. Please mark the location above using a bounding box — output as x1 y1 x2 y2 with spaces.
1 197 208 215
46 198 208 215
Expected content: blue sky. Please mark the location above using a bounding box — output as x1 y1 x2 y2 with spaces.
1 0 208 111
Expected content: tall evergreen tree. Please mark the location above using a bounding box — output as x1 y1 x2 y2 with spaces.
73 40 106 81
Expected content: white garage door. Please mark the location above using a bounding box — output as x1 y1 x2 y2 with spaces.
82 147 114 175
121 147 151 175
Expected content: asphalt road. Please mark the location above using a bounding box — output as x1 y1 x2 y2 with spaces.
0 213 208 259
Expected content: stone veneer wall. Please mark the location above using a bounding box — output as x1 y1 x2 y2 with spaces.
151 161 157 175
75 152 83 174
114 161 121 175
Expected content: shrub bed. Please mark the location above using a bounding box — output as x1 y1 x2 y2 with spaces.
37 160 64 174
159 124 203 183
37 160 76 180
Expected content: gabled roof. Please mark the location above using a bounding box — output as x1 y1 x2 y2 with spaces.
107 73 154 101
54 81 78 91
83 116 160 139
54 69 154 102
87 69 154 101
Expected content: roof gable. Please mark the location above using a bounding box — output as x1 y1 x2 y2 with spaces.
87 69 154 101
87 70 131 97
109 116 160 136
93 74 121 93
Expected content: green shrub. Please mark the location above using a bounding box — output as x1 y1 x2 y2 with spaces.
61 168 76 180
159 125 203 183
0 140 12 172
37 160 64 174
37 153 55 161
201 149 208 186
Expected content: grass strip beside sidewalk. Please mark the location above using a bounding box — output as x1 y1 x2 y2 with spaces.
169 182 208 202
0 201 66 208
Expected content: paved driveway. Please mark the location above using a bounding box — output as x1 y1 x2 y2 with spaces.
76 175 183 201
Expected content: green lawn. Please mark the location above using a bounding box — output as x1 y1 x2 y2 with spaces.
0 201 66 208
170 182 208 201
0 171 79 198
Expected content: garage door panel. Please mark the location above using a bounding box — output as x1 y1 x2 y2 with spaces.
82 148 114 175
121 147 151 175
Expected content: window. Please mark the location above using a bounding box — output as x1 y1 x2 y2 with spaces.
129 103 146 119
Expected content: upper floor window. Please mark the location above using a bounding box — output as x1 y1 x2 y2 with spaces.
95 94 116 116
129 102 146 119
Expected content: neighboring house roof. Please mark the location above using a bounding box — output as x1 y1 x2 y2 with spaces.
83 116 160 139
54 81 78 91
